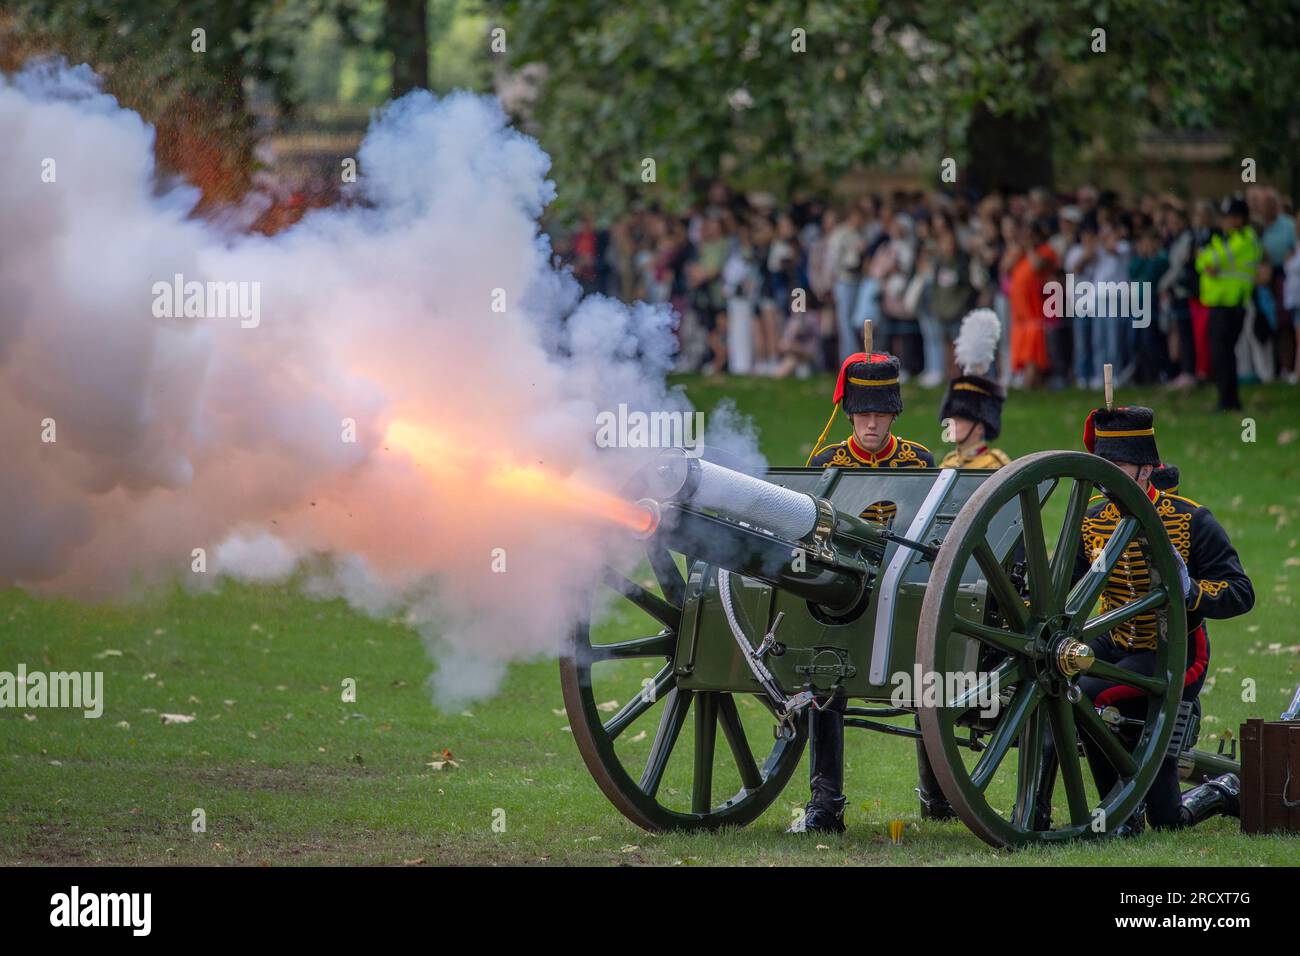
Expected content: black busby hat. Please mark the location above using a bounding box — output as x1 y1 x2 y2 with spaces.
941 375 1004 440
1150 463 1180 494
836 352 903 415
940 309 1004 440
1083 406 1161 466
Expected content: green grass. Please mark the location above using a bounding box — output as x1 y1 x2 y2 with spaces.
2 377 1298 865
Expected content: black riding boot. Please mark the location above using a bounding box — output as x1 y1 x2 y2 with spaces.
1030 736 1060 831
788 697 847 834
916 718 955 820
1178 773 1240 827
1112 801 1147 838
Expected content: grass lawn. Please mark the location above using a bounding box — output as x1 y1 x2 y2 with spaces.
2 377 1298 865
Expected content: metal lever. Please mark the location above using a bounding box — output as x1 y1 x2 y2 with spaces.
755 611 786 659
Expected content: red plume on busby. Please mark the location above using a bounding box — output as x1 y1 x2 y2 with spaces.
1083 408 1098 453
833 351 902 413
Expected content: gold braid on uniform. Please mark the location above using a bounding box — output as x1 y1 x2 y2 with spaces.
1084 500 1158 650
1084 492 1200 651
891 443 920 466
824 445 855 468
859 502 898 526
1155 496 1192 557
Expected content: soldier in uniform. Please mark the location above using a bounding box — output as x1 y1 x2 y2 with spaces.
790 348 934 834
910 309 1013 820
1149 462 1180 495
1036 406 1252 833
938 308 1011 470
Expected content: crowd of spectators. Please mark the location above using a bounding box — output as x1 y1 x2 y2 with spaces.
554 181 1300 406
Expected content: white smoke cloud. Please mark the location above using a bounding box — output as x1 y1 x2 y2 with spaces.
0 59 753 708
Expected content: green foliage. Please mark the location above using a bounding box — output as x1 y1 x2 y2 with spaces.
496 0 1299 213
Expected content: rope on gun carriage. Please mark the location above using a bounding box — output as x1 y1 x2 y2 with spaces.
717 569 816 735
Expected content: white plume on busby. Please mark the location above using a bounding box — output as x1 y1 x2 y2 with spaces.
954 308 1001 377
939 308 1005 440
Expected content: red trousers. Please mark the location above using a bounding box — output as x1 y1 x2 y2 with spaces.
1190 298 1212 380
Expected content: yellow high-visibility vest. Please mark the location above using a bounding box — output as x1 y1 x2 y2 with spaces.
1195 227 1262 307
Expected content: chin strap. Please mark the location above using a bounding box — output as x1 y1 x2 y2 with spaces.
954 420 979 450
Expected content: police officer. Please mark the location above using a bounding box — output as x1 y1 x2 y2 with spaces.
1195 197 1263 412
1036 406 1253 833
790 346 933 834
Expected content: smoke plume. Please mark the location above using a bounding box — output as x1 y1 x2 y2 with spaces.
0 60 727 707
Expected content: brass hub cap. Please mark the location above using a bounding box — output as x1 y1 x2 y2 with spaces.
1055 638 1094 678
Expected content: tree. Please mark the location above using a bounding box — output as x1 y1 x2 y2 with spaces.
493 0 1296 213
384 0 429 96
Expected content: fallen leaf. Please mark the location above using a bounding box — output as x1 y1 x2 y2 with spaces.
596 699 620 713
160 713 196 725
93 649 123 660
627 730 647 743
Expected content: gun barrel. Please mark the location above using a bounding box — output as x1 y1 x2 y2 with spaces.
653 503 868 611
642 450 820 541
635 451 887 614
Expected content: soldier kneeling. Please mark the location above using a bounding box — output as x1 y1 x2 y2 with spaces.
1037 406 1253 834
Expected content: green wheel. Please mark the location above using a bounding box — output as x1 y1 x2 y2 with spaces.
560 540 806 832
917 451 1187 848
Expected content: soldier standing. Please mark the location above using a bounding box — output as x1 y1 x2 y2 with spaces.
791 328 934 834
937 308 1011 470
910 308 1014 821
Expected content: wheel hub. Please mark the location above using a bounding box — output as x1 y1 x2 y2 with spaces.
1024 617 1093 693
1055 638 1094 678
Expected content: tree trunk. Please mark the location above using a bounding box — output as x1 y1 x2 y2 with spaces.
385 0 429 97
965 102 1055 195
965 26 1055 195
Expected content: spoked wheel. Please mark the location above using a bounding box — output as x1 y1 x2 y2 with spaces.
559 540 806 831
918 451 1187 848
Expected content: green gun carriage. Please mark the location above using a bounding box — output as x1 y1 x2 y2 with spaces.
560 449 1238 848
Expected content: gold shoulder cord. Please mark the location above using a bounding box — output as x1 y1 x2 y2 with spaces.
806 404 840 466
